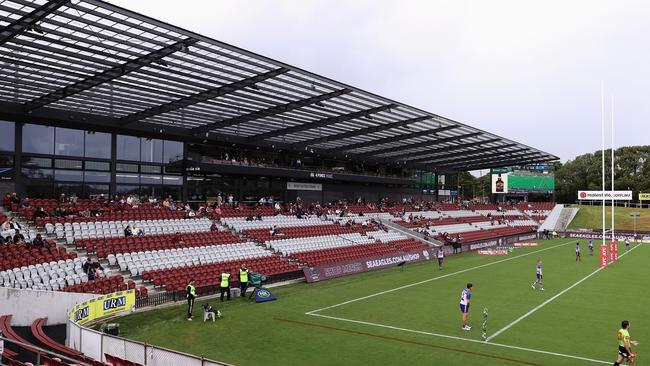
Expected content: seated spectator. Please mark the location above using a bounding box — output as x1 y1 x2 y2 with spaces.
245 214 254 221
1 218 11 231
90 258 104 277
82 258 92 273
13 233 25 245
32 233 47 248
10 192 20 205
255 213 262 221
34 207 48 218
133 226 144 236
124 225 133 237
88 267 97 281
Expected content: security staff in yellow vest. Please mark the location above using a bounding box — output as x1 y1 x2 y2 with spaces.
186 278 196 321
239 264 250 297
219 269 231 302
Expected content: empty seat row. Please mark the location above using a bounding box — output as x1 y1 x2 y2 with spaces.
142 256 299 292
116 243 273 277
222 216 327 232
266 233 376 256
76 231 244 258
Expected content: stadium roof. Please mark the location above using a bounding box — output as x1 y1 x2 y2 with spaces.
0 0 558 171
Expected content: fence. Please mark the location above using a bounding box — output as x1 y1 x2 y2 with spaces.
67 319 231 366
135 270 303 309
572 201 650 209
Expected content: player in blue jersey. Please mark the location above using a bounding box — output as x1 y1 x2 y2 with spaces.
531 259 544 290
460 283 473 331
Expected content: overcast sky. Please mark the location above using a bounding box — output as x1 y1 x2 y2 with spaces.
111 0 650 164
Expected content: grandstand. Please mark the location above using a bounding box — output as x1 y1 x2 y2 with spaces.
0 1 561 366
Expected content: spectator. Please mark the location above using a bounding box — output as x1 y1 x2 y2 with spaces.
88 267 96 281
32 234 47 248
13 233 25 245
1 218 12 232
210 222 218 232
10 192 20 205
124 225 133 237
90 258 104 277
34 207 48 218
82 258 92 274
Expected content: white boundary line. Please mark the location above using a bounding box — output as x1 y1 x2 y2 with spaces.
487 243 641 341
308 313 610 365
304 242 643 364
306 240 574 315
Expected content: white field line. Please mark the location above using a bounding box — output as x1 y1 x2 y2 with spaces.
308 313 610 365
486 243 641 342
306 240 575 315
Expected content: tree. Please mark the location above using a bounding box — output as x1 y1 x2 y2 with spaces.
554 145 650 203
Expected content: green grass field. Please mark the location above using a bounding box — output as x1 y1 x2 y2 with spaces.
115 239 648 366
568 205 650 231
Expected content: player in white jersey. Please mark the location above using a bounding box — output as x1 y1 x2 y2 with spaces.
588 240 594 256
437 248 444 270
459 283 473 331
625 237 630 251
531 259 544 290
575 242 581 262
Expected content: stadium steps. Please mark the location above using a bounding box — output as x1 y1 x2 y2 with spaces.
554 206 579 232
537 204 563 232
379 219 441 247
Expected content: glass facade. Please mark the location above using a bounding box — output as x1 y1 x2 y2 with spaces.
55 127 84 156
2 123 183 199
84 131 111 159
163 140 183 163
117 135 140 161
22 124 54 155
141 138 163 163
0 121 15 152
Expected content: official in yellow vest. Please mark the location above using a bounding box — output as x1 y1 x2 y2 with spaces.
186 278 196 321
220 269 231 302
239 264 250 297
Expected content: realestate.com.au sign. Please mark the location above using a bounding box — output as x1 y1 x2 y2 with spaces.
578 190 633 200
303 248 434 283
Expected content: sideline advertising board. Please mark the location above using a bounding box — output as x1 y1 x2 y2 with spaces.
639 193 650 201
69 290 136 325
578 190 633 200
303 248 434 283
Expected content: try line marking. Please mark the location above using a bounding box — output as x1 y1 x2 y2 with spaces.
308 313 610 365
306 240 574 315
487 243 641 341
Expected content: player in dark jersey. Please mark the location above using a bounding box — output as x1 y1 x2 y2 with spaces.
588 240 594 256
